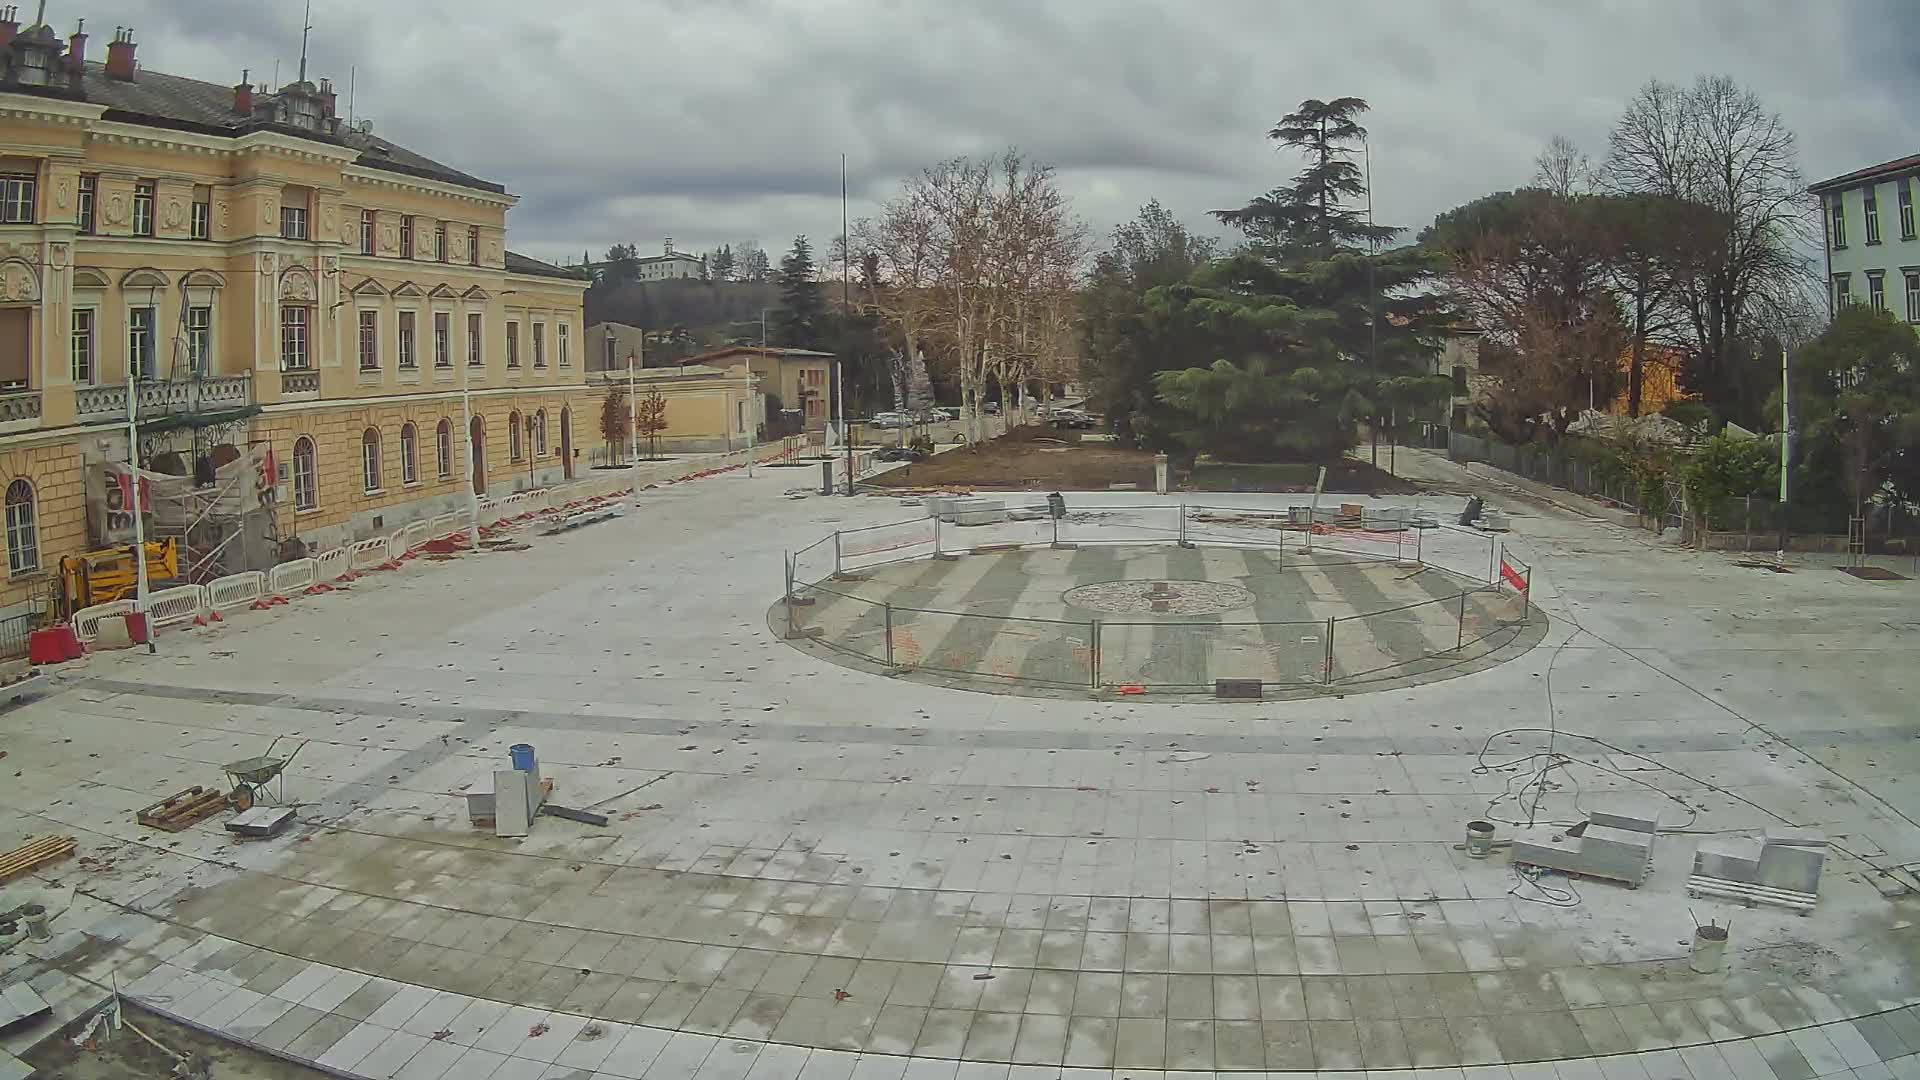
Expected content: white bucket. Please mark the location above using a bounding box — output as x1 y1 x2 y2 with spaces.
1690 924 1729 974
1465 820 1496 858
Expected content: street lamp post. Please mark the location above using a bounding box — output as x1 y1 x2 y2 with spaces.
1361 132 1380 471
628 336 642 505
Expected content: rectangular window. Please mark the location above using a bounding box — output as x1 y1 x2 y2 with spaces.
133 181 155 236
434 312 451 368
1833 272 1852 310
1907 271 1920 324
467 313 482 366
360 209 375 255
293 443 316 510
357 310 379 370
362 435 381 493
435 223 448 263
1869 271 1887 312
436 423 452 479
280 203 308 241
506 322 520 368
1829 195 1847 249
558 323 570 367
76 174 96 234
1864 187 1882 244
402 426 418 485
190 186 210 240
0 175 34 224
467 225 479 266
128 306 156 379
280 305 310 370
604 334 616 370
70 309 93 384
186 305 211 375
398 311 417 369
1903 180 1917 241
0 309 24 389
400 215 414 258
532 322 546 368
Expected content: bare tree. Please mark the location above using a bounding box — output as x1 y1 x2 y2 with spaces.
1603 76 1819 421
857 151 1084 442
1533 134 1591 197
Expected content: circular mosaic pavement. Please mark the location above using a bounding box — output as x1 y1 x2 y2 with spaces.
1062 577 1256 615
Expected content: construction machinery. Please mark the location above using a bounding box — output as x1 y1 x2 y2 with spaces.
54 540 177 619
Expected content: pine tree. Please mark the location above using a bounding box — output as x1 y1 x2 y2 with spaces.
1149 97 1450 462
773 235 827 348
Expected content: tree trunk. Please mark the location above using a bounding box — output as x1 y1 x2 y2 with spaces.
1628 293 1647 418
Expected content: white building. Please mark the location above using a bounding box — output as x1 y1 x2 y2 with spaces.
1812 154 1920 321
634 239 706 281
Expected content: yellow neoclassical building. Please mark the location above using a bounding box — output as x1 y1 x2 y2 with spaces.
0 16 753 616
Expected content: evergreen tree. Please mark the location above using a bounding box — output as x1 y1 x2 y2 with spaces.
773 235 827 348
708 244 736 282
1149 98 1449 462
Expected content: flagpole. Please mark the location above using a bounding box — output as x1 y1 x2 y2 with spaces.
125 377 154 653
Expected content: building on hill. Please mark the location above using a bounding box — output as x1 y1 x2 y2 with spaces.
678 346 833 433
0 12 601 619
1812 155 1920 321
571 240 705 283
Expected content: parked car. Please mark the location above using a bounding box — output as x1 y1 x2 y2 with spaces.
936 407 961 422
983 402 1001 415
876 445 927 462
871 412 910 428
1050 408 1096 429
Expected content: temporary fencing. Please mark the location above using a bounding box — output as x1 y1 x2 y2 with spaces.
270 559 317 595
784 500 1542 696
71 599 136 643
206 571 266 613
144 584 207 628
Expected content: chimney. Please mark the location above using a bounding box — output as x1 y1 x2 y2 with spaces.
104 26 136 82
67 18 86 67
0 7 18 48
319 77 336 117
233 68 252 116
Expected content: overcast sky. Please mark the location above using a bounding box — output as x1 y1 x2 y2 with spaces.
73 0 1920 267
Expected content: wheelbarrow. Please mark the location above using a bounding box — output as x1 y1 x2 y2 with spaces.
222 736 307 808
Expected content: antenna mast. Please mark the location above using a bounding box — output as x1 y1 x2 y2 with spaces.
296 0 313 83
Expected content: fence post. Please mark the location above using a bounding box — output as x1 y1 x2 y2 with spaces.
1457 590 1468 650
1489 539 1500 584
1178 502 1188 547
883 604 895 668
784 553 797 637
1089 619 1101 690
833 531 843 577
1323 616 1335 684
1415 525 1423 565
1052 511 1060 548
933 513 943 558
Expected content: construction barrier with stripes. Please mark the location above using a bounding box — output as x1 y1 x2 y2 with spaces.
65 439 811 644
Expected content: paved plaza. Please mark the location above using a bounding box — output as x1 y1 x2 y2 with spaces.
3 452 1920 1079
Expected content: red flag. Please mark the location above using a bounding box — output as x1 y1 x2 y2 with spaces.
1500 559 1527 592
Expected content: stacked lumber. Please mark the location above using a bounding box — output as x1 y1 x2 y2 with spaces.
136 787 230 832
0 835 76 881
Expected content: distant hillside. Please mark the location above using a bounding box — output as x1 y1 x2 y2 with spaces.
584 279 784 359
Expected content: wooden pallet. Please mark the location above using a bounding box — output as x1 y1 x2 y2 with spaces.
0 834 76 881
1687 872 1817 914
137 786 230 832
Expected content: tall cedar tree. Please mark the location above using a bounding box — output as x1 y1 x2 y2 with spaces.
1146 98 1449 461
773 236 828 349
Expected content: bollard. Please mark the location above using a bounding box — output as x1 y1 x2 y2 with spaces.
833 531 843 577
1154 452 1169 495
1456 590 1468 650
883 604 895 668
1089 619 1101 689
1323 616 1336 684
1178 502 1190 547
19 903 48 942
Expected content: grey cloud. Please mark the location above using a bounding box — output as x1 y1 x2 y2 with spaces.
63 1 1920 261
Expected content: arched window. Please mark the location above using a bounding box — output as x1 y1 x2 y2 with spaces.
292 437 317 510
400 422 419 484
4 479 37 576
534 409 547 457
361 427 382 493
436 418 453 479
508 410 523 461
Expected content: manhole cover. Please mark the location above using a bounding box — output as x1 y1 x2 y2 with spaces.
1063 579 1255 615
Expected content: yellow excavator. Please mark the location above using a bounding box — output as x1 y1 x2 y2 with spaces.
54 540 178 620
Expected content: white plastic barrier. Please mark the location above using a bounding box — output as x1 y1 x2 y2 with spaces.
145 584 208 628
429 511 463 539
72 599 136 643
348 537 391 571
206 571 266 612
270 558 317 595
314 546 351 583
398 520 430 552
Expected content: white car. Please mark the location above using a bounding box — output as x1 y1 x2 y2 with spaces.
871 412 910 428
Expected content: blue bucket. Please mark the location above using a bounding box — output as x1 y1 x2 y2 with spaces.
509 743 537 774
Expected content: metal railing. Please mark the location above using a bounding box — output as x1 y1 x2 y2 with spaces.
782 501 1539 696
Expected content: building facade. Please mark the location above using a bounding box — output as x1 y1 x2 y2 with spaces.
0 15 595 612
678 346 833 433
1812 154 1920 322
